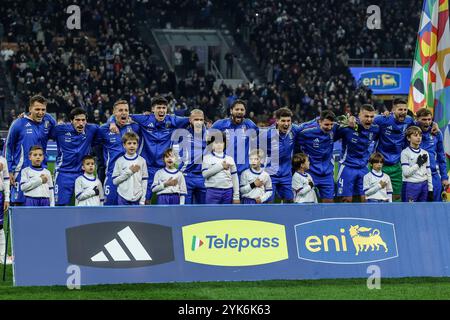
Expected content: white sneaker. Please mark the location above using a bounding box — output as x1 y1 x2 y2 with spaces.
0 256 13 265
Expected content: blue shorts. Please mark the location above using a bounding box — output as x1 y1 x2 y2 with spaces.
402 181 428 202
117 194 140 206
55 172 80 206
184 173 206 204
432 172 443 202
103 174 118 206
24 197 50 207
308 171 335 200
269 175 293 202
10 171 25 204
157 194 180 205
205 187 233 204
336 165 368 197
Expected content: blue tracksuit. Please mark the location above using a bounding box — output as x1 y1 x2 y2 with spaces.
374 114 415 165
335 122 380 197
178 127 207 204
296 121 338 199
4 114 56 203
211 118 259 175
128 114 190 200
50 123 100 205
264 124 301 201
97 123 141 205
421 128 449 201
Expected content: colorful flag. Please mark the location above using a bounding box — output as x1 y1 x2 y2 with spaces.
408 0 450 162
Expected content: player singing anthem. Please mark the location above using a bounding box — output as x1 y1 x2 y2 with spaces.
296 110 338 202
5 95 56 204
50 108 100 206
211 99 258 176
335 104 380 202
97 100 140 205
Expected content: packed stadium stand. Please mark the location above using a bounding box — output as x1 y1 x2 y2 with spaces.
0 0 421 129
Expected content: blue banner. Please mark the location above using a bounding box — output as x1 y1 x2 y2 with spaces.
9 203 450 286
350 67 412 94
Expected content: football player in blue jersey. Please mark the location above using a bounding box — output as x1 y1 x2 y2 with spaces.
97 100 141 205
296 110 338 203
50 108 101 206
264 107 301 203
335 104 380 202
176 109 207 204
373 98 416 201
415 107 449 201
211 99 259 176
4 95 56 205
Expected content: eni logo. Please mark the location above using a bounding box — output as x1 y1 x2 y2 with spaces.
295 218 398 264
349 225 388 256
360 71 400 90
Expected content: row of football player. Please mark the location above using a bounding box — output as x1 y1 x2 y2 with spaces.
3 95 449 209
0 124 434 208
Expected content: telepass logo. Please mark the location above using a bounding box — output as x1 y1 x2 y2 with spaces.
183 220 288 266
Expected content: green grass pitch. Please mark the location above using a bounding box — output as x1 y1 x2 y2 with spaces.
1 264 450 299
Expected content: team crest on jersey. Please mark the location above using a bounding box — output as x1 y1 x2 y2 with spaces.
45 121 49 128
369 132 374 140
166 122 172 129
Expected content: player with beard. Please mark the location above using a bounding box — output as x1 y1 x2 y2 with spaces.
97 100 141 205
335 104 380 202
415 108 449 201
211 99 258 176
50 108 101 206
296 110 339 203
373 98 416 201
4 95 56 205
109 96 189 204
264 107 302 203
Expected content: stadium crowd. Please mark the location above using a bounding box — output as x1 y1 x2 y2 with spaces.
0 0 422 129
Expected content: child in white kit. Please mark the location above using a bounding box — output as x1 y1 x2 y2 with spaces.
240 149 272 204
113 132 148 205
202 132 240 204
20 146 54 206
292 153 317 203
363 152 393 202
401 126 433 202
152 148 187 204
75 155 104 206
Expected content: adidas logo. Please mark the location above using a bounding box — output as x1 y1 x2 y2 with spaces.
314 138 320 143
25 123 32 127
191 235 204 251
91 226 152 262
148 123 154 128
65 132 72 136
387 126 393 130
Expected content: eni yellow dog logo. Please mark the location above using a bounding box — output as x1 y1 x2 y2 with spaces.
349 225 388 256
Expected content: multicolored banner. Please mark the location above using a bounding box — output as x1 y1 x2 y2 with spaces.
408 0 450 162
